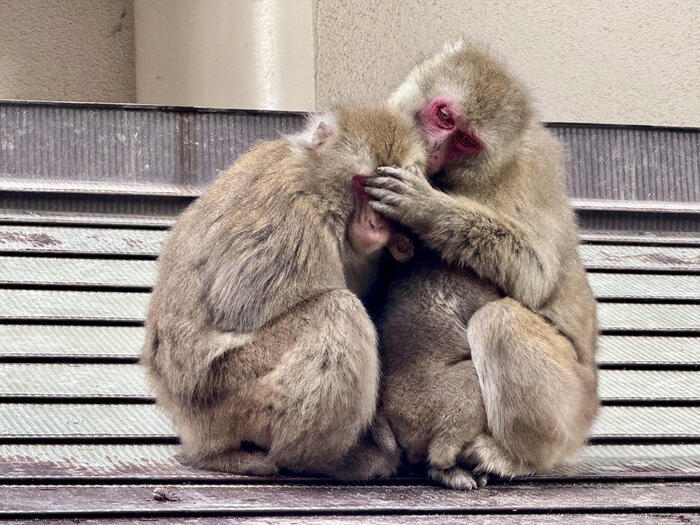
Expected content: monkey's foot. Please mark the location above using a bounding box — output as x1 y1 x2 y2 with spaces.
428 465 480 490
371 411 399 456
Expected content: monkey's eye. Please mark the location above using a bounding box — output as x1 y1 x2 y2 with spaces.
435 105 455 129
454 130 482 155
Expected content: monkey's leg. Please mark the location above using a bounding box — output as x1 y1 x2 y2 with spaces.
258 289 386 478
191 447 278 476
425 362 488 490
465 297 596 476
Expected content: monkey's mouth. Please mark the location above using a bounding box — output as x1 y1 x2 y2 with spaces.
348 175 391 254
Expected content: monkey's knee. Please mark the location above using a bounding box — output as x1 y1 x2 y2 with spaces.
466 298 520 354
265 290 380 468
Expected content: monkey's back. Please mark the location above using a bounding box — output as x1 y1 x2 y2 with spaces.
142 139 346 408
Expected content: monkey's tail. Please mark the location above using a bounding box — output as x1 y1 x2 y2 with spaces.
459 433 536 478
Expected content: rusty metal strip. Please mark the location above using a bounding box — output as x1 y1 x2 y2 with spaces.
0 443 696 481
597 336 700 366
2 225 699 273
0 404 695 440
579 244 700 272
0 325 144 360
0 225 164 256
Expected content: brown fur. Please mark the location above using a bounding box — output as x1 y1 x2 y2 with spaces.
141 106 425 479
372 42 599 488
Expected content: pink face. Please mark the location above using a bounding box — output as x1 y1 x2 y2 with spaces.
419 95 483 174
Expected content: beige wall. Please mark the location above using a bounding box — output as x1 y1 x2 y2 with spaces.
0 0 135 102
1 1 698 127
134 0 315 111
315 0 700 127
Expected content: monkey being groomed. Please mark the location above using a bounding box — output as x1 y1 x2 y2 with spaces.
367 42 600 489
141 106 425 479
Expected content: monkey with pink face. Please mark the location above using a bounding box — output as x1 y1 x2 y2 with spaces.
366 42 599 489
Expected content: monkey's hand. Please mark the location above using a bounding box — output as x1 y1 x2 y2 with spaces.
365 166 448 234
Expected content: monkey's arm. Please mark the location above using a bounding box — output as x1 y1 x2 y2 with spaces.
365 167 559 309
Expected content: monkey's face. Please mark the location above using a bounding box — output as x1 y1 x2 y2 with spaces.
390 42 533 188
419 93 483 174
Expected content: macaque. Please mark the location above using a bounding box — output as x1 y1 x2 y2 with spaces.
141 106 425 479
366 42 599 488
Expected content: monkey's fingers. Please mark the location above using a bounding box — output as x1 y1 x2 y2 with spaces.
368 200 401 220
376 166 410 182
364 176 408 193
364 186 403 205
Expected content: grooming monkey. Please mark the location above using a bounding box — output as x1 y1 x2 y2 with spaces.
365 42 599 488
142 106 424 479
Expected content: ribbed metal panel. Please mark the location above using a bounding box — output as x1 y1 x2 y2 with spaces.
0 325 145 360
0 404 175 438
3 327 696 366
0 364 694 403
1 102 697 202
0 364 149 399
0 404 695 440
596 336 700 366
4 225 699 272
577 210 700 235
0 257 155 288
597 303 699 333
597 370 700 401
549 125 699 202
587 273 700 301
550 444 700 478
3 257 697 301
0 290 150 322
0 103 305 190
590 406 700 438
0 225 164 256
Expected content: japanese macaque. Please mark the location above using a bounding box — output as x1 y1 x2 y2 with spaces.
366 42 599 489
141 106 425 479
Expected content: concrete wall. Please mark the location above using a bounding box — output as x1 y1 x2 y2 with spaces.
0 0 135 102
1 1 698 127
315 0 700 127
134 0 315 111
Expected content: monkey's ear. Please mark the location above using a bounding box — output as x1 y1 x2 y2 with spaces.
286 112 339 154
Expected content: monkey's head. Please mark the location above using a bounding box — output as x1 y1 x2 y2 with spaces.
389 41 534 190
287 106 426 262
